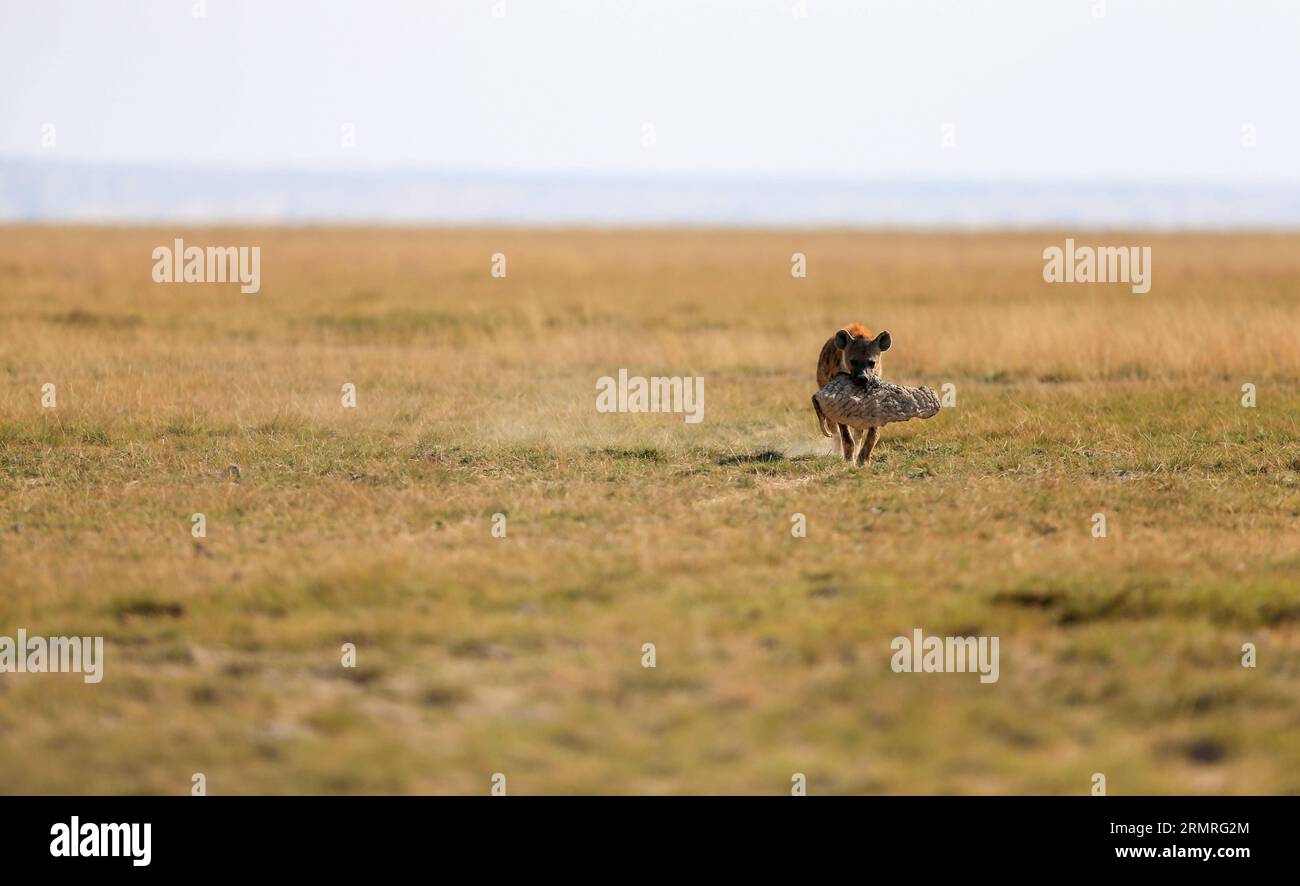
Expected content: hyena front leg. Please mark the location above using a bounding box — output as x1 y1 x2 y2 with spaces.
837 423 855 460
853 426 882 466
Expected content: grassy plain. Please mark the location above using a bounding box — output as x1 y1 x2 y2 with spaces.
1 226 1298 793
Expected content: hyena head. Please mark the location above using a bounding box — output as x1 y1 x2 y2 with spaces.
836 328 892 381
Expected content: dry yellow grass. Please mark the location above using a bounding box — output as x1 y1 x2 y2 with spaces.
1 226 1298 794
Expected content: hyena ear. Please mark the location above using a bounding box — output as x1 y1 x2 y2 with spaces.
835 329 854 349
875 330 892 352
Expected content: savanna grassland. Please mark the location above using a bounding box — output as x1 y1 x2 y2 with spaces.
1 226 1298 794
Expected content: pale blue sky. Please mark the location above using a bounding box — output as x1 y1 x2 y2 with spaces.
2 0 1297 184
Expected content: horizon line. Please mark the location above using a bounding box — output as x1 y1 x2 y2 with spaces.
4 154 1299 192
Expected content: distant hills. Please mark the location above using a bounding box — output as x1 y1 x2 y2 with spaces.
3 157 1298 229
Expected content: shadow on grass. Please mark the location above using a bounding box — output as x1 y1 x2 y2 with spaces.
600 446 666 463
715 450 786 466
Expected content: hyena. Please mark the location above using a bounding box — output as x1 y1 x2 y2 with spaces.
814 323 892 465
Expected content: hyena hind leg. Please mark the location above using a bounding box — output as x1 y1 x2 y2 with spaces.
853 426 882 466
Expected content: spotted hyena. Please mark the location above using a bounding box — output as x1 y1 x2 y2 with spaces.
814 323 892 465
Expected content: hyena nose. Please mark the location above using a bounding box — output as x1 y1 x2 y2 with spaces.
866 360 877 369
